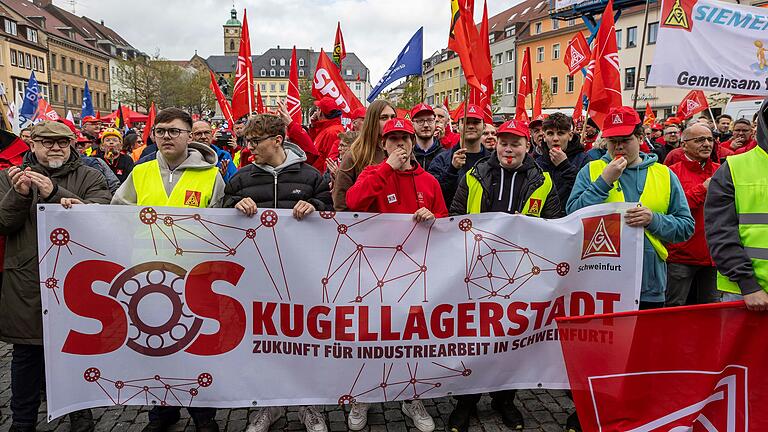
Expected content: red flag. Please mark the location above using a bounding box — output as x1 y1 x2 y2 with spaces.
256 86 265 114
209 70 234 126
573 88 584 124
469 0 494 123
333 22 346 68
532 75 543 120
231 9 255 120
643 102 656 126
443 95 450 112
287 46 302 125
584 0 622 130
448 0 481 90
142 102 156 144
450 100 465 123
558 303 764 430
35 98 60 122
564 32 591 76
515 47 532 122
677 90 708 120
312 50 363 115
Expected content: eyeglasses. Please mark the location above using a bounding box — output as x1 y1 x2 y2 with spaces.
154 128 190 138
683 136 714 144
245 135 277 148
413 118 436 126
34 138 71 149
192 130 213 137
664 131 679 135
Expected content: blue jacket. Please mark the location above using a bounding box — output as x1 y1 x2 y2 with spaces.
427 144 490 209
136 144 237 182
566 152 694 303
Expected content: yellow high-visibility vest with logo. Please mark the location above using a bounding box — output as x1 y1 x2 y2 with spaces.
588 160 671 261
465 170 553 217
132 159 218 207
717 146 768 293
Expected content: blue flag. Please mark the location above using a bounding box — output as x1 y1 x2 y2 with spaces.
367 27 423 102
81 80 95 118
19 71 39 124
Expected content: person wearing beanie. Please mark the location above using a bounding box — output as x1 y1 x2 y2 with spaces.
94 128 134 184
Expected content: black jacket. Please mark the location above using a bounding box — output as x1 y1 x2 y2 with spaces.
413 137 443 171
450 153 563 218
94 150 134 184
535 135 590 206
428 143 489 209
223 143 332 211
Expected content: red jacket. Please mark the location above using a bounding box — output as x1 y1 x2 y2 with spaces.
0 135 28 272
721 138 757 155
309 118 343 172
346 160 448 217
667 157 719 266
664 146 734 166
442 131 460 149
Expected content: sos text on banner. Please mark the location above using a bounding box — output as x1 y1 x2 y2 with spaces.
648 0 768 95
558 302 766 430
37 203 642 420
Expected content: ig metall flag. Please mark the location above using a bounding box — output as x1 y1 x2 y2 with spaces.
18 71 39 127
368 28 423 102
81 80 95 118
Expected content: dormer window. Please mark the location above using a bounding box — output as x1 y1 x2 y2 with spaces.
26 28 38 43
261 69 266 77
270 58 276 66
4 19 17 36
279 58 285 66
298 58 305 67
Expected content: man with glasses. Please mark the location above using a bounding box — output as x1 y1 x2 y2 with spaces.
654 125 681 164
664 124 720 306
0 121 112 432
411 103 442 170
191 120 237 182
112 109 224 431
720 118 757 155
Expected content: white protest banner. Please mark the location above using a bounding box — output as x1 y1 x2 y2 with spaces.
648 0 768 95
37 203 642 420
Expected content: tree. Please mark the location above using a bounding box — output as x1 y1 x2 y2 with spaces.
114 56 159 112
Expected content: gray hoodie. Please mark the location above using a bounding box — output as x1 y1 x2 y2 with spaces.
111 142 226 207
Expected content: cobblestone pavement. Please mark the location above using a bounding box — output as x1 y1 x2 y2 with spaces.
0 343 573 432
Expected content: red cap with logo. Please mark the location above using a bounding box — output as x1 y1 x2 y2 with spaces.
81 116 101 125
462 104 484 121
382 118 415 136
314 96 340 116
601 106 641 138
409 103 434 119
651 122 663 131
496 119 530 139
351 107 366 120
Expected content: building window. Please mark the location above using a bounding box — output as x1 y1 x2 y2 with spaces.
552 43 560 60
298 58 305 67
51 54 56 69
299 69 304 78
39 57 44 73
261 83 266 92
506 50 514 62
53 84 58 102
534 22 542 34
536 46 544 62
270 58 276 66
567 75 575 93
280 83 285 92
260 68 266 77
26 28 37 43
645 65 654 88
346 69 353 76
72 87 77 102
648 22 659 45
79 61 84 76
448 69 453 78
550 76 559 94
495 53 502 65
10 49 16 66
627 26 637 48
552 19 560 30
70 58 75 72
87 64 92 78
95 92 100 107
489 33 495 44
568 18 576 26
625 67 636 90
279 58 285 66
32 56 37 71
455 89 460 101
270 69 275 77
616 29 622 50
505 27 513 38
506 77 513 94
355 82 361 91
279 69 285 77
25 53 31 69
270 83 276 92
4 19 17 36
494 79 502 94
61 56 66 71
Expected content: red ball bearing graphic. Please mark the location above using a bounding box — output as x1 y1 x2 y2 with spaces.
84 367 101 382
245 228 257 239
109 262 203 356
197 373 213 387
337 224 348 235
50 228 70 246
45 277 58 289
319 211 336 220
458 219 472 232
139 208 158 225
556 262 570 276
337 394 354 405
260 210 278 227
163 216 174 227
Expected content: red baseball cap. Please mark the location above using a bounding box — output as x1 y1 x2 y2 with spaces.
81 116 101 125
651 122 663 131
382 118 415 136
664 116 682 126
351 107 366 120
462 104 484 121
314 97 339 116
497 119 530 139
409 103 434 119
601 106 641 138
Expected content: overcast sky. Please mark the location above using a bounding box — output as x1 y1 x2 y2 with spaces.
58 0 522 82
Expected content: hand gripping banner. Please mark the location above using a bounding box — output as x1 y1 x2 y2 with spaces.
37 203 642 419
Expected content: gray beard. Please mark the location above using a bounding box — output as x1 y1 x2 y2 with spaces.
47 160 64 169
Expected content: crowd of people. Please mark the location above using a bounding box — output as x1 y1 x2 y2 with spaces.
0 94 766 432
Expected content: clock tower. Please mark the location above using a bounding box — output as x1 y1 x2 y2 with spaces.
223 7 241 56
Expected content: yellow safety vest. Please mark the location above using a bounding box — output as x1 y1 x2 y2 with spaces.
465 170 553 217
717 146 768 293
132 159 219 208
588 159 671 261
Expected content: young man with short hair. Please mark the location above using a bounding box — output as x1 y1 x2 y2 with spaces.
411 103 443 170
535 112 589 206
481 122 497 151
713 114 732 144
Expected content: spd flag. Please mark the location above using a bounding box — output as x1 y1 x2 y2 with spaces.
232 9 255 120
564 32 590 76
677 90 708 119
312 50 363 115
287 46 302 125
558 302 767 430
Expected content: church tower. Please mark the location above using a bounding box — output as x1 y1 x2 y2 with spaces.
223 7 241 56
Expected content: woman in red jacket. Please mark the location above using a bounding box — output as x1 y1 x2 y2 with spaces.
346 118 448 221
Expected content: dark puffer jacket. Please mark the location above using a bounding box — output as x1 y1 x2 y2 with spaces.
0 150 112 344
223 142 333 211
535 134 590 205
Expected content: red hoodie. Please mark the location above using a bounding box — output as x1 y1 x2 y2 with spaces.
346 160 448 217
667 157 720 266
721 138 757 155
309 117 343 172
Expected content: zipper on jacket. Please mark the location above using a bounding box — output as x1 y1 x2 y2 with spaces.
273 172 278 208
169 169 175 183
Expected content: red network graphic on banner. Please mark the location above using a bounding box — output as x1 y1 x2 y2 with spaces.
83 367 212 406
458 219 569 300
318 211 434 304
338 361 471 404
40 227 104 305
138 207 290 301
